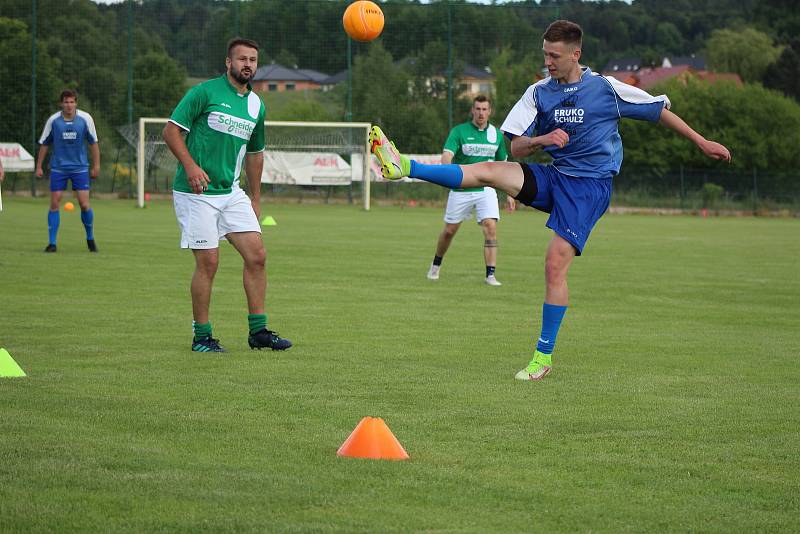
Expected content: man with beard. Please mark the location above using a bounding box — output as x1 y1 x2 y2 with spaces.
163 37 292 353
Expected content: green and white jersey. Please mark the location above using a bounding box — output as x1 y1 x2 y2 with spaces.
169 74 266 195
443 121 508 192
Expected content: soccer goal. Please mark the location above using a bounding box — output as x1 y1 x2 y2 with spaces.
127 118 374 210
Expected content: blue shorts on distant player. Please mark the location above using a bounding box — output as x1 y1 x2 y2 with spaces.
522 163 611 255
50 170 90 192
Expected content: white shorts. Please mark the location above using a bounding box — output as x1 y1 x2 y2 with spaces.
173 187 261 249
443 187 500 224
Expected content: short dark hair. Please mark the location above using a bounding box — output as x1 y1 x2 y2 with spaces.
60 89 77 102
543 20 583 47
227 37 259 58
473 94 491 106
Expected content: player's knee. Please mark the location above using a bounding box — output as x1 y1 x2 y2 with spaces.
196 254 219 274
246 248 266 269
544 256 568 284
473 162 496 185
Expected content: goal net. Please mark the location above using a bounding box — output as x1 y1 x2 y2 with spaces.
121 119 373 209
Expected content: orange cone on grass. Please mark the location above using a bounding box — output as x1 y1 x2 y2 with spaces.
337 417 409 460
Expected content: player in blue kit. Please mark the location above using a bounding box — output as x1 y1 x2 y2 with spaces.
36 90 101 253
370 20 731 381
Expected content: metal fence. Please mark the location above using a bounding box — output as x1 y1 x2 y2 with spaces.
0 0 797 213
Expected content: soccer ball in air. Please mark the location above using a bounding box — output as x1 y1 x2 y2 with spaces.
343 1 384 42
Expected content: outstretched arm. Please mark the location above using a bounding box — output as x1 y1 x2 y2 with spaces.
659 108 731 162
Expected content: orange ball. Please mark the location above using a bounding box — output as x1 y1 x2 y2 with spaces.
343 1 384 42
64 201 75 212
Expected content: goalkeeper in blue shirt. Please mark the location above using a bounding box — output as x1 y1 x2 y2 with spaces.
370 20 731 381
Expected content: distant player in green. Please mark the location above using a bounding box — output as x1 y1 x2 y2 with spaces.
163 37 292 353
427 95 515 286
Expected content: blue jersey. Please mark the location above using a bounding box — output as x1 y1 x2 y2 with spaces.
38 110 99 173
501 67 669 180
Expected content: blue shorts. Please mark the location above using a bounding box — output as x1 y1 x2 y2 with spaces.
50 170 90 192
519 164 611 255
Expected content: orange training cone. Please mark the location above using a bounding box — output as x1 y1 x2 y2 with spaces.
337 417 410 460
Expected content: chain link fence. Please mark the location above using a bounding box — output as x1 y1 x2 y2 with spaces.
0 0 797 213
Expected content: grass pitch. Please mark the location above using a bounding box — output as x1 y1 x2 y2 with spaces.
1 197 798 532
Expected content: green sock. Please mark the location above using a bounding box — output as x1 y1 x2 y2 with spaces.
248 313 267 335
193 321 212 341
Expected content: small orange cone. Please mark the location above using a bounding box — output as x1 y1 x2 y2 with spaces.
337 417 410 460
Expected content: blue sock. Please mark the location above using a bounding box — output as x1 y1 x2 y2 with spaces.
409 160 463 189
81 208 94 240
47 210 60 245
536 303 568 355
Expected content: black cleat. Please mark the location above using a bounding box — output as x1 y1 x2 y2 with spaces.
87 239 98 252
248 329 292 350
192 336 226 353
44 244 57 253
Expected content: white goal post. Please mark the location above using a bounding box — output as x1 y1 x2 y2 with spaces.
134 118 373 210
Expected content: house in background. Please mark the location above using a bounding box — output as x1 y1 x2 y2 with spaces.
319 63 496 98
251 63 329 92
456 65 495 98
601 55 741 90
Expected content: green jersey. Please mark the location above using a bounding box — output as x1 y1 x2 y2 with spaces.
170 74 266 195
443 121 508 192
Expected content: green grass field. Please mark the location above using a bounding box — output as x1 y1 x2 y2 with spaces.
1 197 798 532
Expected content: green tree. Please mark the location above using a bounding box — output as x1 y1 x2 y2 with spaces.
705 27 782 82
352 42 444 153
0 17 62 153
621 76 800 175
133 50 188 119
763 40 800 102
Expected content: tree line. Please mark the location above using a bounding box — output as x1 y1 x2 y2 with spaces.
0 0 799 191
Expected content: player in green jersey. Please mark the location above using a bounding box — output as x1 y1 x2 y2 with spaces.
163 37 291 353
427 95 515 286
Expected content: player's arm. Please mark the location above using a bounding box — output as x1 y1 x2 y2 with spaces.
509 131 569 158
162 122 209 193
35 145 49 178
89 142 100 179
441 150 453 164
244 150 264 220
659 108 731 162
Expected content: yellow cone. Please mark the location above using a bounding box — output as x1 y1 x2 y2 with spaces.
0 348 26 377
261 215 277 226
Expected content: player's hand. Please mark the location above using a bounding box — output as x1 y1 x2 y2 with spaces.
35 166 44 178
543 129 569 149
699 140 731 163
251 198 261 221
90 166 99 179
186 163 210 194
505 196 516 212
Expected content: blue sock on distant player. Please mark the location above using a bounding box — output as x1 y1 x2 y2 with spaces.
81 208 94 240
47 210 60 245
536 303 568 355
409 160 463 189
